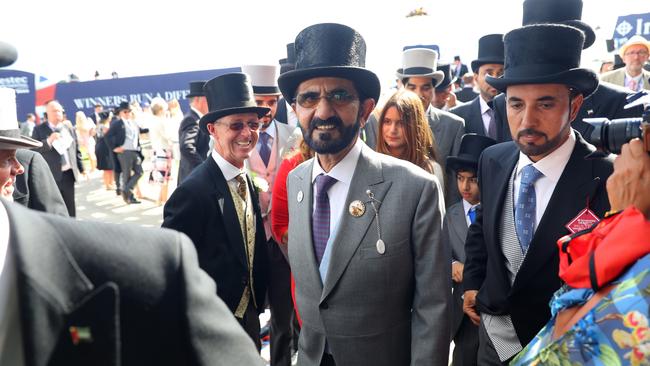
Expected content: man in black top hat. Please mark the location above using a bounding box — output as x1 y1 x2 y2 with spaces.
453 55 469 84
490 0 644 145
275 43 298 126
163 73 270 350
279 23 450 366
450 34 507 142
433 63 460 111
178 80 210 183
443 134 496 366
461 24 614 365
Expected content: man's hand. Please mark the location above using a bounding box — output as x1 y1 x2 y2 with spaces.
113 146 125 154
446 91 459 109
606 138 650 218
452 262 464 283
47 132 61 146
463 290 481 326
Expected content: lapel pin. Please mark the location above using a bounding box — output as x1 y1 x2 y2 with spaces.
297 190 303 203
69 326 93 345
376 239 386 255
587 109 594 115
349 200 366 217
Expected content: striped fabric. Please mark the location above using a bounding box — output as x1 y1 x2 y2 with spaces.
312 174 337 264
514 165 544 253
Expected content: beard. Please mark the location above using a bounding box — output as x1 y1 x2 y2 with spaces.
302 115 361 154
515 126 569 157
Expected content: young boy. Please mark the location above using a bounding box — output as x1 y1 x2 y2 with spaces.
443 133 496 366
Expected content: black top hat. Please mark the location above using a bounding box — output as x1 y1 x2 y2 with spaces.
471 34 505 73
446 134 496 172
486 24 599 98
435 63 458 91
278 23 381 103
522 0 595 49
114 101 131 114
185 81 206 98
279 43 296 75
198 73 270 134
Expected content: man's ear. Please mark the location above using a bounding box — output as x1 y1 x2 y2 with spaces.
359 98 376 128
569 93 584 122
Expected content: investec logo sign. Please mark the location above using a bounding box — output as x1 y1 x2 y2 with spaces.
615 13 650 48
0 76 30 94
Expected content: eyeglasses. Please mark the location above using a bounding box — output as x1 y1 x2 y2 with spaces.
295 89 358 109
624 50 649 57
216 120 261 132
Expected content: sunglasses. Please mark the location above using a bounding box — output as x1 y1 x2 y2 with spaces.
216 120 261 132
295 89 358 109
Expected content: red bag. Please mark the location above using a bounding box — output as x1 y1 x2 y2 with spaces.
558 206 650 290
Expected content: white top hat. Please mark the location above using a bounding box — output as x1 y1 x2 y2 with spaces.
241 65 281 95
396 48 445 87
0 88 41 149
619 35 650 59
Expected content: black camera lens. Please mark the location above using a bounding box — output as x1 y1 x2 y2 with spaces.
589 118 642 155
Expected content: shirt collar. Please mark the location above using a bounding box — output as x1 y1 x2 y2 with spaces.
462 199 478 216
311 138 363 185
516 131 576 183
211 149 246 181
625 71 643 82
479 95 491 115
190 107 204 118
260 120 276 139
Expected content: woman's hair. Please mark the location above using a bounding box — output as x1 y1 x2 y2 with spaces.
376 89 439 172
285 135 314 162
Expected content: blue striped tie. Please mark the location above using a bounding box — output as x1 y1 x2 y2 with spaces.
312 174 337 264
515 165 544 253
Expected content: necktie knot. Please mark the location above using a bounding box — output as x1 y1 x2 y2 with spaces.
315 174 337 197
520 165 543 186
234 174 247 201
468 206 477 224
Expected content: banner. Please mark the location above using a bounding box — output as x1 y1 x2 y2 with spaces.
612 12 650 50
0 69 36 122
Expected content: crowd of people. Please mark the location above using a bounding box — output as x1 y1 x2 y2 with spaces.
1 0 650 365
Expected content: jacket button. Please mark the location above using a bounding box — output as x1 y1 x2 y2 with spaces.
320 302 328 309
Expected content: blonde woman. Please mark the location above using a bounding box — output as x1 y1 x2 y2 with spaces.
75 111 97 173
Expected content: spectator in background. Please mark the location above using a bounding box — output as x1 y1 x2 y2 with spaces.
19 113 36 137
88 103 103 125
167 98 184 178
453 55 469 84
75 111 96 173
178 81 210 183
455 73 479 103
434 63 461 111
94 111 115 190
599 60 614 74
601 35 650 91
148 97 174 205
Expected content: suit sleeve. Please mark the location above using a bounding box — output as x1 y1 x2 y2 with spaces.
179 117 204 168
25 152 69 216
442 211 458 263
410 177 451 366
462 155 488 292
31 125 55 154
176 232 264 365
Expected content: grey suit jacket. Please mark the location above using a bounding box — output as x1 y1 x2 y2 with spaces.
442 201 469 336
600 68 650 91
13 149 68 216
287 145 451 366
3 199 263 366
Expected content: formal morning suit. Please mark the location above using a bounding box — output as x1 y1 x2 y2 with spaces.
13 149 68 216
31 122 83 217
443 201 478 366
162 156 269 334
450 97 511 143
363 106 464 206
178 108 210 183
105 117 144 200
463 132 613 351
1 199 263 366
455 87 479 103
287 144 450 366
600 68 650 91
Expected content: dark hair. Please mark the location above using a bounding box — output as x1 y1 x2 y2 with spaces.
456 167 477 175
454 56 461 61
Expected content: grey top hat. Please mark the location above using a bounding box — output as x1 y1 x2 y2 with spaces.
486 24 599 98
198 73 270 134
241 65 281 95
0 88 41 149
396 48 445 87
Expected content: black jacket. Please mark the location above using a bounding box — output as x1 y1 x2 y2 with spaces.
31 122 83 182
13 149 68 216
178 109 210 183
450 97 511 143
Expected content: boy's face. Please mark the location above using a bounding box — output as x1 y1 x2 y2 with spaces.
457 170 480 205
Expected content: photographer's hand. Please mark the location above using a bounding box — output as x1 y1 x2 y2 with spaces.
606 139 650 219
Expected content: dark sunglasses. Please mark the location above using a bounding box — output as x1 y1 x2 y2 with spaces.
295 89 358 109
216 120 261 132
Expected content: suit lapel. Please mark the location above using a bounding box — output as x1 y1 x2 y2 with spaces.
321 147 391 301
5 202 118 366
470 98 486 136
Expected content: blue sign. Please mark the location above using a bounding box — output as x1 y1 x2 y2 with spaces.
52 67 240 119
0 69 36 122
612 12 650 50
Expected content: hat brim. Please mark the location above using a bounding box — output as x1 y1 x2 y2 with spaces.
446 156 478 172
396 69 445 88
471 59 504 73
0 135 42 149
199 106 271 134
436 75 459 91
618 38 650 58
185 93 205 99
278 66 380 104
486 68 599 98
561 20 595 49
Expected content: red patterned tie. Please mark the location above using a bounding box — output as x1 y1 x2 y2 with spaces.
312 174 338 264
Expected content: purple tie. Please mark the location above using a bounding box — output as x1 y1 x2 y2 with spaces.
312 174 338 264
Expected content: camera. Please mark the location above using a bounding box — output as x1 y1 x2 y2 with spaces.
585 91 650 155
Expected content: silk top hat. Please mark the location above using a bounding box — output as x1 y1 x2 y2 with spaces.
199 73 270 134
396 48 445 87
241 65 281 95
279 43 296 75
278 23 380 103
618 35 650 59
0 88 41 149
0 41 17 68
114 101 131 114
471 34 505 73
446 133 496 172
522 0 595 49
185 81 206 98
435 63 458 91
486 24 599 98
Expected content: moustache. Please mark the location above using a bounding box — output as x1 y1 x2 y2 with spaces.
309 116 344 130
517 128 547 139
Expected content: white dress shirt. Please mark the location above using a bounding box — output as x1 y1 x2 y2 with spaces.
513 132 576 231
462 199 479 227
624 71 644 91
211 149 247 184
479 95 493 135
310 139 363 282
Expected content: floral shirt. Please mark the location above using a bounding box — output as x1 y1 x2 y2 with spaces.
511 254 650 366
